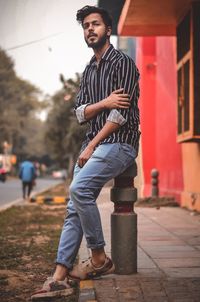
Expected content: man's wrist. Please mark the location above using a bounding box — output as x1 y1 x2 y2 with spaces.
88 141 96 150
100 98 107 110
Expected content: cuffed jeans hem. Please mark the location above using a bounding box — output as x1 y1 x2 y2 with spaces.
55 260 73 270
87 243 105 250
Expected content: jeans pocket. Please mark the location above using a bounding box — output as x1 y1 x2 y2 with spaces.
92 143 121 162
120 143 137 169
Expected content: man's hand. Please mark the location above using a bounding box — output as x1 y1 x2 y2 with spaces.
78 121 120 168
102 88 130 109
83 88 130 122
78 145 95 168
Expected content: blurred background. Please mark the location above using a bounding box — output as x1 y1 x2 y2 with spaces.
1 0 200 213
0 0 103 181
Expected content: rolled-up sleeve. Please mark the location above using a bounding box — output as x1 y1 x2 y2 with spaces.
107 109 126 126
75 104 88 124
110 57 140 125
74 69 91 124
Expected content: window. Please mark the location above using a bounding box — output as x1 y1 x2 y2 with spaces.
177 3 200 142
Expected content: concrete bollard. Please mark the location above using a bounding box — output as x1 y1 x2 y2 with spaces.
151 168 159 197
110 162 138 274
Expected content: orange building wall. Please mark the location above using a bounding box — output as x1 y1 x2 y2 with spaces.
181 144 200 211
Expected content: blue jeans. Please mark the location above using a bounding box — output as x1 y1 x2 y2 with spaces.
56 143 137 269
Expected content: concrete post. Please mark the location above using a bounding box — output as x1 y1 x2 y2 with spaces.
151 168 159 197
110 162 138 274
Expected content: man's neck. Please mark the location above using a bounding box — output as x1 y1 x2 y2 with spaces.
93 41 110 63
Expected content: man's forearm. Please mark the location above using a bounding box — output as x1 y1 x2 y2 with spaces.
83 88 130 121
88 121 120 149
84 99 106 120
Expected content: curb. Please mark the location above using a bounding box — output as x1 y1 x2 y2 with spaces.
0 198 23 212
78 280 97 302
0 182 64 211
30 196 68 204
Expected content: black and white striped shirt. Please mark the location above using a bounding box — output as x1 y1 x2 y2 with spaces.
75 44 140 152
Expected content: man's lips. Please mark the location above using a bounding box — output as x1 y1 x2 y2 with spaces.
88 34 97 39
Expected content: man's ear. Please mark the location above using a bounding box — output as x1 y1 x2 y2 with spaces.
107 26 112 37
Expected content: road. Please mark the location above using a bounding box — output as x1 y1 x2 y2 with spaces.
0 177 62 209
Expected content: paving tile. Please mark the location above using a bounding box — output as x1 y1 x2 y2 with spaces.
164 285 189 294
138 256 157 269
184 237 200 245
78 288 96 302
146 251 200 259
162 267 200 278
140 283 166 298
94 278 118 302
171 229 200 236
139 226 165 231
143 291 167 297
137 247 156 269
141 245 195 252
169 299 195 302
118 289 144 301
154 258 200 268
139 240 187 246
139 280 162 288
138 235 179 242
137 268 165 278
167 292 195 299
190 278 200 289
143 298 168 302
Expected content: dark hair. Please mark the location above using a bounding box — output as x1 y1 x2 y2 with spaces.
76 5 112 28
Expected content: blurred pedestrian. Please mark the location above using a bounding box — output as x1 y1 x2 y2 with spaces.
19 160 36 200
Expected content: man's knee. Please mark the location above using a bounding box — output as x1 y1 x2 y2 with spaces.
69 181 82 203
70 179 94 206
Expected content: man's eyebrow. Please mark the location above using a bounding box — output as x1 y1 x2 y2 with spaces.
83 19 100 26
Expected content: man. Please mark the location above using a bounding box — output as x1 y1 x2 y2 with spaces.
31 5 140 300
19 159 36 200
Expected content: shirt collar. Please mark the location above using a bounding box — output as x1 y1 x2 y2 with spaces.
90 44 116 65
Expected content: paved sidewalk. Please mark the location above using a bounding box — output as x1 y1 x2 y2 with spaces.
78 187 200 302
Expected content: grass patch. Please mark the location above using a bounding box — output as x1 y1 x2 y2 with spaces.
135 196 179 208
37 182 69 198
0 204 78 302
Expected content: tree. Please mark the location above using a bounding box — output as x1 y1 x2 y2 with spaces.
0 48 46 158
45 74 87 172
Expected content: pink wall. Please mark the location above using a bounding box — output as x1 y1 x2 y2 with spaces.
136 37 183 202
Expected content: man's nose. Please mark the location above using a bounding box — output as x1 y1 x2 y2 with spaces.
88 24 94 31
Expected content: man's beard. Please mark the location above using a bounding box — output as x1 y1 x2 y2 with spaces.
85 32 108 49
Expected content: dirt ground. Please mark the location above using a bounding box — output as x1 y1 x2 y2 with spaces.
0 203 78 302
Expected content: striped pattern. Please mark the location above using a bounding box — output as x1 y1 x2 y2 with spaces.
75 44 140 151
30 196 67 204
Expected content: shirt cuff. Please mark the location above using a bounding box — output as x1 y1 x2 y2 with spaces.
107 109 127 126
75 104 88 124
